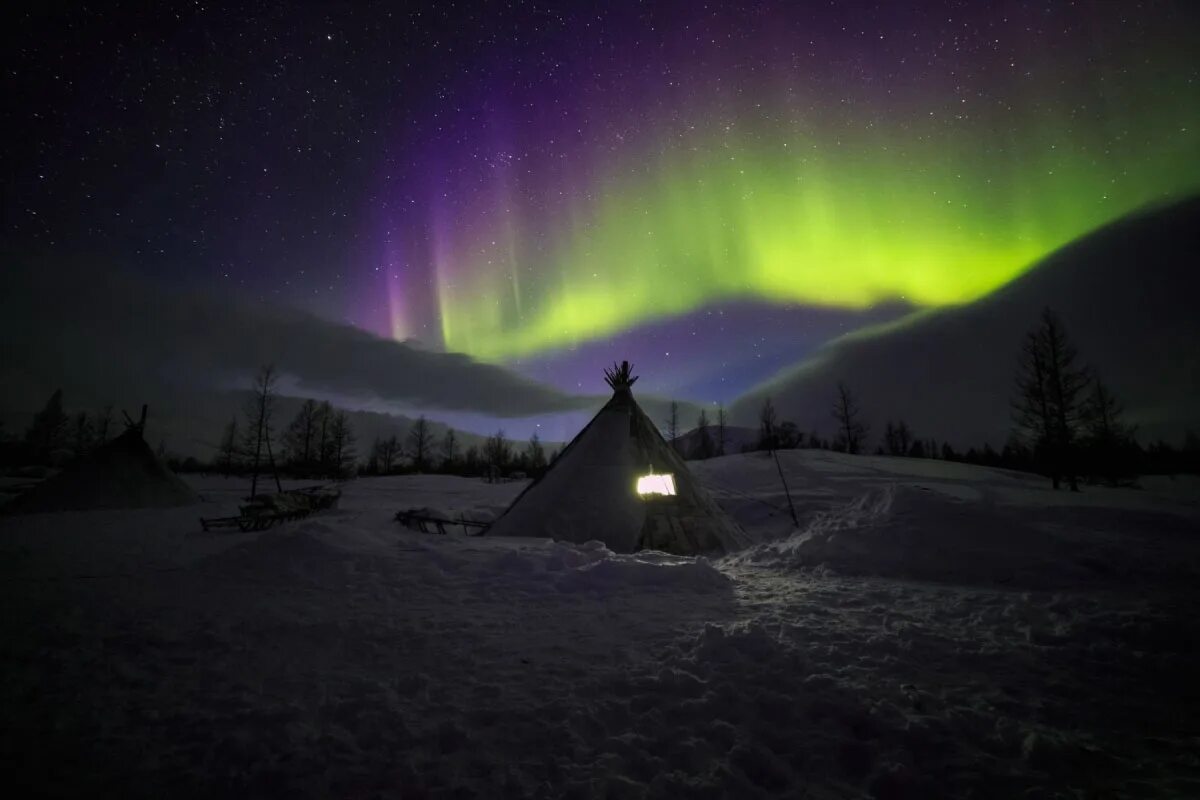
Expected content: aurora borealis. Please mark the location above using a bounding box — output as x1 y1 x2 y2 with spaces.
370 1 1199 386
425 116 1197 362
6 0 1200 415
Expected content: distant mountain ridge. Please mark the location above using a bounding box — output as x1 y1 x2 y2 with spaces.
731 196 1200 447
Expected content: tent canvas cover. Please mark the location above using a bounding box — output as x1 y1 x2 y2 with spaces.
486 362 748 556
5 423 199 514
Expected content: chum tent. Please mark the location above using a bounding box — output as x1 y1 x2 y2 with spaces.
485 362 748 556
5 409 199 514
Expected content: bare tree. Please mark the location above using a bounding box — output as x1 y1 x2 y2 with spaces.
282 399 321 472
441 428 459 470
716 404 728 456
1013 308 1089 490
316 401 334 474
1082 376 1136 486
694 409 714 459
484 429 511 482
524 432 547 474
666 401 680 452
407 415 433 472
328 410 356 478
463 444 481 475
241 365 281 498
377 434 401 474
831 382 868 454
758 397 778 452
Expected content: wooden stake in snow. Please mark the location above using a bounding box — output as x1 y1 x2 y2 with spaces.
772 449 800 528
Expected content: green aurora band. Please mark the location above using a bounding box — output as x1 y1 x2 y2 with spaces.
435 107 1200 362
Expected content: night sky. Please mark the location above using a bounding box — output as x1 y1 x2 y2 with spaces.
5 1 1199 409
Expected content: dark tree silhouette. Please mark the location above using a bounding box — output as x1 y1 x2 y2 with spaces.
463 444 481 476
407 415 433 472
441 428 459 470
376 434 401 474
315 401 334 474
1013 308 1090 490
715 404 728 456
524 432 547 474
694 409 715 459
831 382 868 454
777 420 801 449
758 396 778 451
484 429 511 481
665 401 680 453
1082 377 1136 486
282 399 322 472
328 410 356 477
241 365 281 498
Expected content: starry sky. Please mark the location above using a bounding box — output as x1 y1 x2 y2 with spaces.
5 1 1199 416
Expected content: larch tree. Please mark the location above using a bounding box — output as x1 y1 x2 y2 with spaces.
1082 376 1136 486
484 429 511 481
716 404 728 456
316 401 334 474
377 434 401 474
1013 308 1090 490
406 415 433 472
665 401 680 453
694 409 714 459
328 410 356 478
241 365 282 497
831 382 868 454
524 432 547 474
441 428 458 470
758 396 778 452
282 399 321 472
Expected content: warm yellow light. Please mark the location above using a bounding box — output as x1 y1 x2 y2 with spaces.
637 473 676 496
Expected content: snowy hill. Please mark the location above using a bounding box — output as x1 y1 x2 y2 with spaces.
732 197 1200 446
1 450 1198 796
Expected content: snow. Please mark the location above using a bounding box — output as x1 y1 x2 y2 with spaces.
2 455 1199 797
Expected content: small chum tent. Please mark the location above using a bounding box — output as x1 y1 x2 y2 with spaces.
485 361 748 556
5 407 199 514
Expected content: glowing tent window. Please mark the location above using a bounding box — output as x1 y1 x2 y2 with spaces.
637 472 676 497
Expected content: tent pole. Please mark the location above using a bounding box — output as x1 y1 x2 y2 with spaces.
773 449 799 528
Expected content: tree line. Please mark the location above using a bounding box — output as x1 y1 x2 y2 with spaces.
0 366 556 485
360 420 556 481
668 308 1199 488
223 366 558 483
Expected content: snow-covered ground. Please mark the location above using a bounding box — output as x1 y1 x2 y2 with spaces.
2 453 1198 798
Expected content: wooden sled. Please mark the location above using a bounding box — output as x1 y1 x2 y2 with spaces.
394 508 489 536
200 485 341 532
